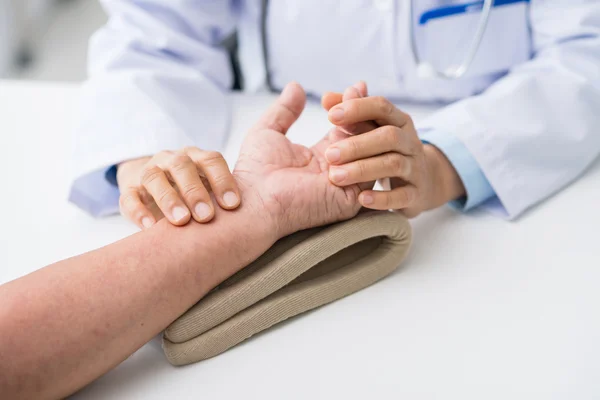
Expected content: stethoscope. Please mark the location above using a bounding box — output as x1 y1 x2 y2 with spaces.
260 0 495 87
409 0 495 80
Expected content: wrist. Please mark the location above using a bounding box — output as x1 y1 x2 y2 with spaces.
424 144 466 209
233 173 292 240
231 175 283 241
164 189 279 292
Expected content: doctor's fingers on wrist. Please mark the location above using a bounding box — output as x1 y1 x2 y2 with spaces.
358 186 419 211
328 153 415 187
153 150 238 223
325 125 421 165
329 96 413 129
119 188 156 230
183 147 241 211
140 160 195 225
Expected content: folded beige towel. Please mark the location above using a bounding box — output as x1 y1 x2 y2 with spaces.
163 211 412 366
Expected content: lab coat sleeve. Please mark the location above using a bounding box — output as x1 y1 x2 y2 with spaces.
419 1 600 219
69 0 236 216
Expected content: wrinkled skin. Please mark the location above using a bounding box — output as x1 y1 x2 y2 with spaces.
233 82 373 238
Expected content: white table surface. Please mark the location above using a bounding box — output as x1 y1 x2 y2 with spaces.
1 80 599 400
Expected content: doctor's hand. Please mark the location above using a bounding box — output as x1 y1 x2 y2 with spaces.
116 148 241 229
233 82 370 239
321 83 465 218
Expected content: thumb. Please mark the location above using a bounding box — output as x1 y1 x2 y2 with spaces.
253 82 306 134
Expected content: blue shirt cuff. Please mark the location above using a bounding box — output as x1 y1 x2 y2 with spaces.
69 166 121 217
419 129 496 211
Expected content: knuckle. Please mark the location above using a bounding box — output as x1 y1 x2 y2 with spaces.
155 187 177 205
180 183 207 199
383 126 400 145
200 151 228 169
383 153 403 172
375 96 393 115
202 151 225 163
167 154 193 171
181 146 200 154
211 172 234 187
356 160 368 178
140 166 163 185
347 138 361 158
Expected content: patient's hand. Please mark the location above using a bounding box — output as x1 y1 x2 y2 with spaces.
234 82 372 238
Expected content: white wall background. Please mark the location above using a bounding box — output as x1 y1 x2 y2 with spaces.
1 0 107 81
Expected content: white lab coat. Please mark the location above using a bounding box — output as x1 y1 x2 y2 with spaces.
72 0 600 219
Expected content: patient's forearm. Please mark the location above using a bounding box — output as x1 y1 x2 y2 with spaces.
0 202 276 400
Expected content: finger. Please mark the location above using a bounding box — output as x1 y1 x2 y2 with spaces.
352 81 369 97
338 86 378 135
151 150 212 222
160 152 216 223
325 125 420 165
343 86 361 101
359 186 418 210
320 81 368 111
254 81 306 134
141 165 191 225
321 92 343 111
119 188 156 229
185 147 241 210
329 96 412 128
328 153 412 187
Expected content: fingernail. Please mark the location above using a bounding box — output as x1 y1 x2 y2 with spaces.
223 191 239 208
330 168 348 183
325 147 341 163
352 87 362 98
361 193 374 205
330 107 345 122
141 217 154 229
195 202 212 220
172 206 189 222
